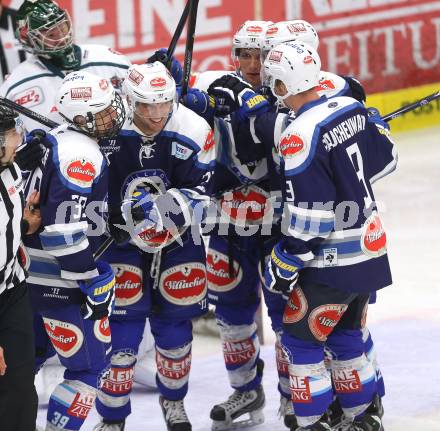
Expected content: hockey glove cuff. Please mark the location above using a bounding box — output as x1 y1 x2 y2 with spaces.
264 243 304 295
367 107 390 132
79 261 115 320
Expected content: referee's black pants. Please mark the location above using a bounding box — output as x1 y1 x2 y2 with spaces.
0 281 38 431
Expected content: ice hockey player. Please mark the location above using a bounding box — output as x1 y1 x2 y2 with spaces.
92 61 215 431
0 0 130 132
22 70 126 431
205 19 386 430
182 20 279 431
262 41 395 431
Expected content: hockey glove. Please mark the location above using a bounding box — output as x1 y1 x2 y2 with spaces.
79 261 115 320
15 129 47 171
367 107 390 131
121 188 162 232
264 243 304 295
181 88 216 120
107 208 131 246
207 74 270 120
147 48 183 85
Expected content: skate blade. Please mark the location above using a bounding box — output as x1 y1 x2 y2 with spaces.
211 409 265 431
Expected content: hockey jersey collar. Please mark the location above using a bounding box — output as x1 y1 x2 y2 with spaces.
295 95 328 118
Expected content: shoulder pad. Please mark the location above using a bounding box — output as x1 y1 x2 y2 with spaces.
49 128 105 192
281 97 359 175
0 58 52 97
167 105 215 168
317 71 349 99
80 44 132 67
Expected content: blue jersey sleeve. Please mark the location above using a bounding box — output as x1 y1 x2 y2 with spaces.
38 138 107 281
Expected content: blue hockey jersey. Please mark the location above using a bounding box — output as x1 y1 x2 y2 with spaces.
23 125 108 287
278 96 397 293
104 103 215 250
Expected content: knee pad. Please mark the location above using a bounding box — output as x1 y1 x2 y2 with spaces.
98 350 136 409
46 379 96 431
217 320 261 389
288 360 332 422
156 342 192 392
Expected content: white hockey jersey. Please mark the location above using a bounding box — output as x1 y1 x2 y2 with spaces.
0 44 131 132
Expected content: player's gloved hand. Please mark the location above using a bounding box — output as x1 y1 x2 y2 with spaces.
342 76 366 104
207 74 270 120
367 107 390 131
121 188 162 231
264 243 304 295
15 129 47 171
147 48 183 85
181 88 216 119
79 261 115 320
107 208 131 246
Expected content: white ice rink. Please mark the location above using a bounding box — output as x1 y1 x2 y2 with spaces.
37 125 440 430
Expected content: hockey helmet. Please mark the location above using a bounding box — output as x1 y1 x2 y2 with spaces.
56 71 126 139
263 41 321 100
15 0 79 69
232 20 273 59
123 62 176 120
262 20 319 62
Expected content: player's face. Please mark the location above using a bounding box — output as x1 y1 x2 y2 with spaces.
0 127 24 166
40 18 72 50
133 101 173 135
94 106 119 136
238 48 262 88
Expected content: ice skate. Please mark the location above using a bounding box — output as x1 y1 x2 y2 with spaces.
294 416 332 431
328 399 351 431
210 385 265 430
159 396 192 431
92 420 125 431
278 395 298 429
347 395 384 431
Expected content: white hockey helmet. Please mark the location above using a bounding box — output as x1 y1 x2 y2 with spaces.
56 70 126 139
263 41 321 100
262 20 319 62
123 62 176 119
232 20 273 58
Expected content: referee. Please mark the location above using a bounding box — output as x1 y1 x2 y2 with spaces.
0 105 40 431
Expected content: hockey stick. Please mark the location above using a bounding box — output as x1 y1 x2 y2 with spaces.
166 0 191 68
93 236 114 260
382 90 440 122
0 96 59 129
181 0 199 96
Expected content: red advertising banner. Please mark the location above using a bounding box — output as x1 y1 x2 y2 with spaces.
290 0 440 93
5 0 440 94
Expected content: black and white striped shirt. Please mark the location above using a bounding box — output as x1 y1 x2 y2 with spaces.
0 162 26 295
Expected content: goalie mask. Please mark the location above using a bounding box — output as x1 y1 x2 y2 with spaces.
15 0 79 69
56 71 126 139
123 62 176 136
0 106 25 168
264 41 321 102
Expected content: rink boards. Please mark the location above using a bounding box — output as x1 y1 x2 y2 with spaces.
367 81 440 132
